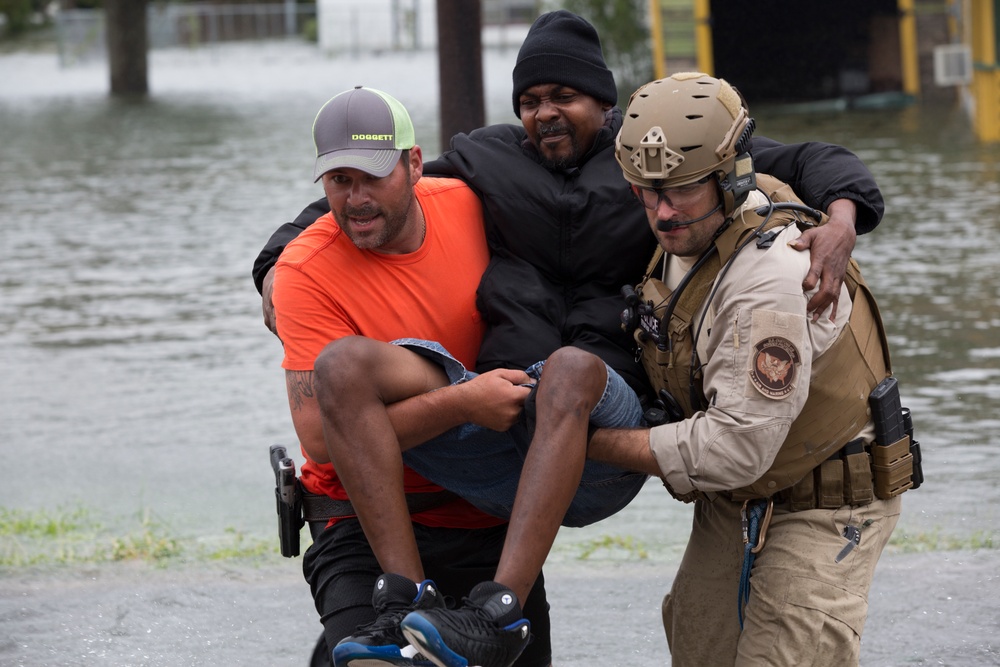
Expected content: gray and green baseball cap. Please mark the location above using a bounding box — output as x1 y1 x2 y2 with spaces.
312 86 416 181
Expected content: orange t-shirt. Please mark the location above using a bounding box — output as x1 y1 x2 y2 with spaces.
274 177 501 528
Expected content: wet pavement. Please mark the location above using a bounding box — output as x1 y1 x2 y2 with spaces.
1 549 997 666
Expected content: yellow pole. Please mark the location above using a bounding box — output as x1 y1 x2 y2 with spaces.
649 0 665 79
970 0 1000 141
971 0 997 62
694 0 713 75
899 0 921 96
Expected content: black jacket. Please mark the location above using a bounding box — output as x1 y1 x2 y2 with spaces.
253 108 884 397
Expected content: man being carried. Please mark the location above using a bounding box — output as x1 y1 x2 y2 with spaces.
275 86 558 667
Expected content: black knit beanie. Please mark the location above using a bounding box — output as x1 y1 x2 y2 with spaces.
511 10 617 118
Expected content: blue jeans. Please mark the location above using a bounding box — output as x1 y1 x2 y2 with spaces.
395 338 648 527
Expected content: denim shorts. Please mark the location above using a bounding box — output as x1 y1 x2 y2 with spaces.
394 338 649 527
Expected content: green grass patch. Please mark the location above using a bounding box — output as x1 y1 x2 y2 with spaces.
575 534 649 561
0 506 277 567
108 510 182 563
0 505 93 538
198 527 275 561
887 527 997 554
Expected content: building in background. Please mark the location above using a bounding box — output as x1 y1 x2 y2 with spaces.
647 0 998 141
314 0 533 55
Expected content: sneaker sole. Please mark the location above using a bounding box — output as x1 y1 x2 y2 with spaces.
332 641 434 667
400 615 470 667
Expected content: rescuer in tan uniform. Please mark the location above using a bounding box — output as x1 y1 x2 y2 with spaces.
586 73 917 666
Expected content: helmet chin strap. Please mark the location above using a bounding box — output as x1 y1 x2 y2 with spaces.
656 203 723 232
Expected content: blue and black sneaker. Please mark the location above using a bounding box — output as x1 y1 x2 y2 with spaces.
400 581 530 667
333 573 442 667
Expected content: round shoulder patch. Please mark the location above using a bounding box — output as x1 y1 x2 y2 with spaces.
749 336 800 399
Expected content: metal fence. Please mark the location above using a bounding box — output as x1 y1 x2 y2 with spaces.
150 2 315 47
54 2 318 67
312 0 534 57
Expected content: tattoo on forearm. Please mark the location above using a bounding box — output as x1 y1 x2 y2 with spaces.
286 371 315 411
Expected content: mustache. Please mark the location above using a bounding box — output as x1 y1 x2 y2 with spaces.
656 203 723 232
343 204 380 218
538 123 571 137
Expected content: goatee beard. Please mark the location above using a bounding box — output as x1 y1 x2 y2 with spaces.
537 124 579 171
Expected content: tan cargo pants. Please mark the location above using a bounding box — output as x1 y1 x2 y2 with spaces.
662 493 901 666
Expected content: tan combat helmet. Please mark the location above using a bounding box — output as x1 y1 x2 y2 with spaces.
615 72 757 217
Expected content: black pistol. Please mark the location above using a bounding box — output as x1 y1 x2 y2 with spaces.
270 444 303 557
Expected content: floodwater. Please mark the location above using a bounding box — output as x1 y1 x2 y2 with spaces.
1 40 999 666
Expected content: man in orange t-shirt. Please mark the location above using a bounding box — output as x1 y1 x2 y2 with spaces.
273 87 563 667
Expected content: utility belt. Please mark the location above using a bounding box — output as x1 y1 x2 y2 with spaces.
726 436 915 511
766 438 887 510
726 376 924 511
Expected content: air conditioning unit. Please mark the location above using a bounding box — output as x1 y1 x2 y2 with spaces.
934 44 972 86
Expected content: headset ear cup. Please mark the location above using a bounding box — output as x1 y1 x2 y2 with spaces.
715 172 736 218
718 153 756 216
717 182 735 219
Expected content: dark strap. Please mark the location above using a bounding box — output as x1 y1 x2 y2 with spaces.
301 486 460 523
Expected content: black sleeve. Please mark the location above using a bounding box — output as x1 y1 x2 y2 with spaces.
423 155 457 178
750 136 884 235
422 124 525 182
251 197 331 294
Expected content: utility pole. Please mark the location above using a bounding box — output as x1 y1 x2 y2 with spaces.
436 0 485 149
105 0 149 95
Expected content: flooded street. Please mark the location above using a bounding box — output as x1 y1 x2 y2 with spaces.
1 39 998 666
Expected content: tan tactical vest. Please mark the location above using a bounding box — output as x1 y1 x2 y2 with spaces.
631 175 892 501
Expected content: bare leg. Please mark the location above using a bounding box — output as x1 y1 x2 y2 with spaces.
494 347 608 601
313 336 450 582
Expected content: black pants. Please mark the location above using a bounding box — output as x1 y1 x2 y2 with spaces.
302 518 552 667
